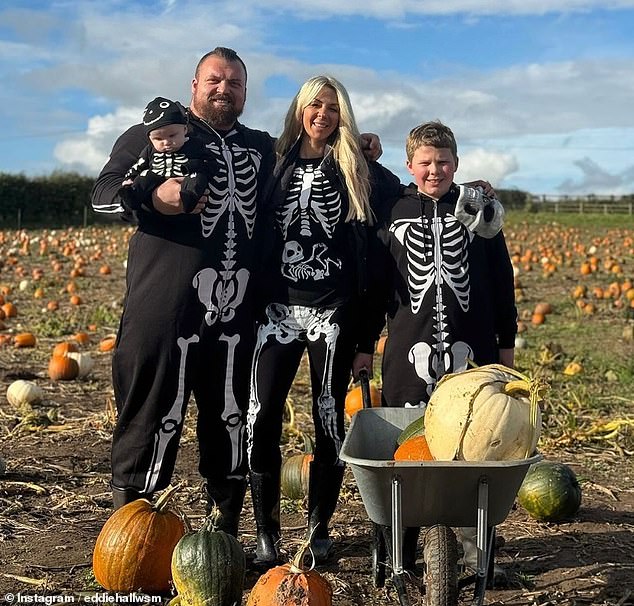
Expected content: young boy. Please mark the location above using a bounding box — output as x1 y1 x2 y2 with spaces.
373 120 516 581
119 96 210 214
376 120 515 409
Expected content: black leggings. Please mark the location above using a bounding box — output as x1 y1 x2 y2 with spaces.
246 302 357 472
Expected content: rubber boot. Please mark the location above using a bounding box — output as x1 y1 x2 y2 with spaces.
250 471 282 570
306 462 345 563
457 527 507 587
204 478 247 537
111 485 150 509
402 527 420 572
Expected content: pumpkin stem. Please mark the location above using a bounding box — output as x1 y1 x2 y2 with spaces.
154 483 182 512
503 379 531 398
205 505 224 532
289 536 315 574
302 432 315 454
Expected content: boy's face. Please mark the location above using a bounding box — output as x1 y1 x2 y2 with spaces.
148 124 188 153
407 145 458 199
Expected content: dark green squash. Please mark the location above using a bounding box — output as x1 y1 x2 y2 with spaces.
396 415 425 445
518 460 582 522
169 510 245 606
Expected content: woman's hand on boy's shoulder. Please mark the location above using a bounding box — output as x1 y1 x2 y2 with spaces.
360 133 382 161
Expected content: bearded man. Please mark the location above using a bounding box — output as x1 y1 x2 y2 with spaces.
92 48 275 535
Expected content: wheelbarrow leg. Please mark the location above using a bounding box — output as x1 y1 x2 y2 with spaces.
381 526 412 606
472 477 492 606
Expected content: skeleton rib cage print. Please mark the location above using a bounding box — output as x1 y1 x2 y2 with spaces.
390 208 475 399
277 161 343 284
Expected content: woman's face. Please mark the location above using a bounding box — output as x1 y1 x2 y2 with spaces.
301 85 339 146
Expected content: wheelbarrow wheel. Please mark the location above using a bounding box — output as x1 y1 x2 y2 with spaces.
372 524 387 588
422 524 459 606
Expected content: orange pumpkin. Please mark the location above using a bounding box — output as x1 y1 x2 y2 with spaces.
48 355 79 381
531 312 546 326
344 382 382 418
14 332 36 348
246 539 332 606
394 435 434 461
53 341 79 357
72 332 91 345
93 486 185 593
99 335 117 352
1 302 17 318
534 302 553 315
376 335 387 355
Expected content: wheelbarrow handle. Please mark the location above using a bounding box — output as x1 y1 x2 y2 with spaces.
358 368 373 409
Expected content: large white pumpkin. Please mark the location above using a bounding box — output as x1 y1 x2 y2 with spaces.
424 364 543 461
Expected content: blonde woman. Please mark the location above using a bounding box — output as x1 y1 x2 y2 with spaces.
246 76 401 568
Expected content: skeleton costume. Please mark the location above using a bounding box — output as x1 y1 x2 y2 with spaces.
376 182 517 409
246 140 400 565
119 97 212 214
91 107 275 533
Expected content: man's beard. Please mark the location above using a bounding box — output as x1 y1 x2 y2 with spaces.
194 94 243 129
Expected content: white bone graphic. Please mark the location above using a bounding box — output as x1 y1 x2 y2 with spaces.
409 340 473 400
391 209 474 396
201 140 258 240
281 241 341 283
193 267 250 325
219 332 244 473
277 163 341 240
247 304 343 461
143 334 199 494
149 152 190 177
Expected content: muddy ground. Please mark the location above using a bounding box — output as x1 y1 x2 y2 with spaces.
1 348 632 606
0 223 633 605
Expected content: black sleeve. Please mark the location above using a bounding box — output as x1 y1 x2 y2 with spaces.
488 230 518 348
355 163 402 354
91 124 148 219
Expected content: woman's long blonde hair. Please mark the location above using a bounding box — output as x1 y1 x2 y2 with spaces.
276 75 373 224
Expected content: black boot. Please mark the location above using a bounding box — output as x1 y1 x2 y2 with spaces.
307 462 345 563
204 478 247 537
111 485 150 510
250 471 282 570
457 527 507 587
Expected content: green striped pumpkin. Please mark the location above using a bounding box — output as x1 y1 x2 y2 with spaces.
518 460 582 522
170 512 245 606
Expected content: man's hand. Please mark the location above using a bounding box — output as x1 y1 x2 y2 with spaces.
152 178 206 215
360 133 382 162
462 179 495 198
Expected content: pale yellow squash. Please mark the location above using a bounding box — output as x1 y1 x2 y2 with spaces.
424 364 544 461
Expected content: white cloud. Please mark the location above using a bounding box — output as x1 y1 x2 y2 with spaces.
2 0 634 195
455 148 519 187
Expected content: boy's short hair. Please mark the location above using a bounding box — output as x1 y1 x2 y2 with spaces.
406 120 458 162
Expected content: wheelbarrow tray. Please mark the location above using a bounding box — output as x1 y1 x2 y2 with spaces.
340 408 539 528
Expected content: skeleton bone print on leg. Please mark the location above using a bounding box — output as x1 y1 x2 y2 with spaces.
390 213 474 398
219 332 245 473
247 303 343 460
143 334 199 494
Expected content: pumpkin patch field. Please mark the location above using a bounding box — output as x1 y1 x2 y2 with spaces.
0 212 633 605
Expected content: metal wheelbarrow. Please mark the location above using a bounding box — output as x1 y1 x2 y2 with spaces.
340 379 540 606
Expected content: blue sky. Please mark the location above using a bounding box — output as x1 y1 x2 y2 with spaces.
3 0 634 195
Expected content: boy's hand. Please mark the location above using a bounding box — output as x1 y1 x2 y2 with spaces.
352 352 373 380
